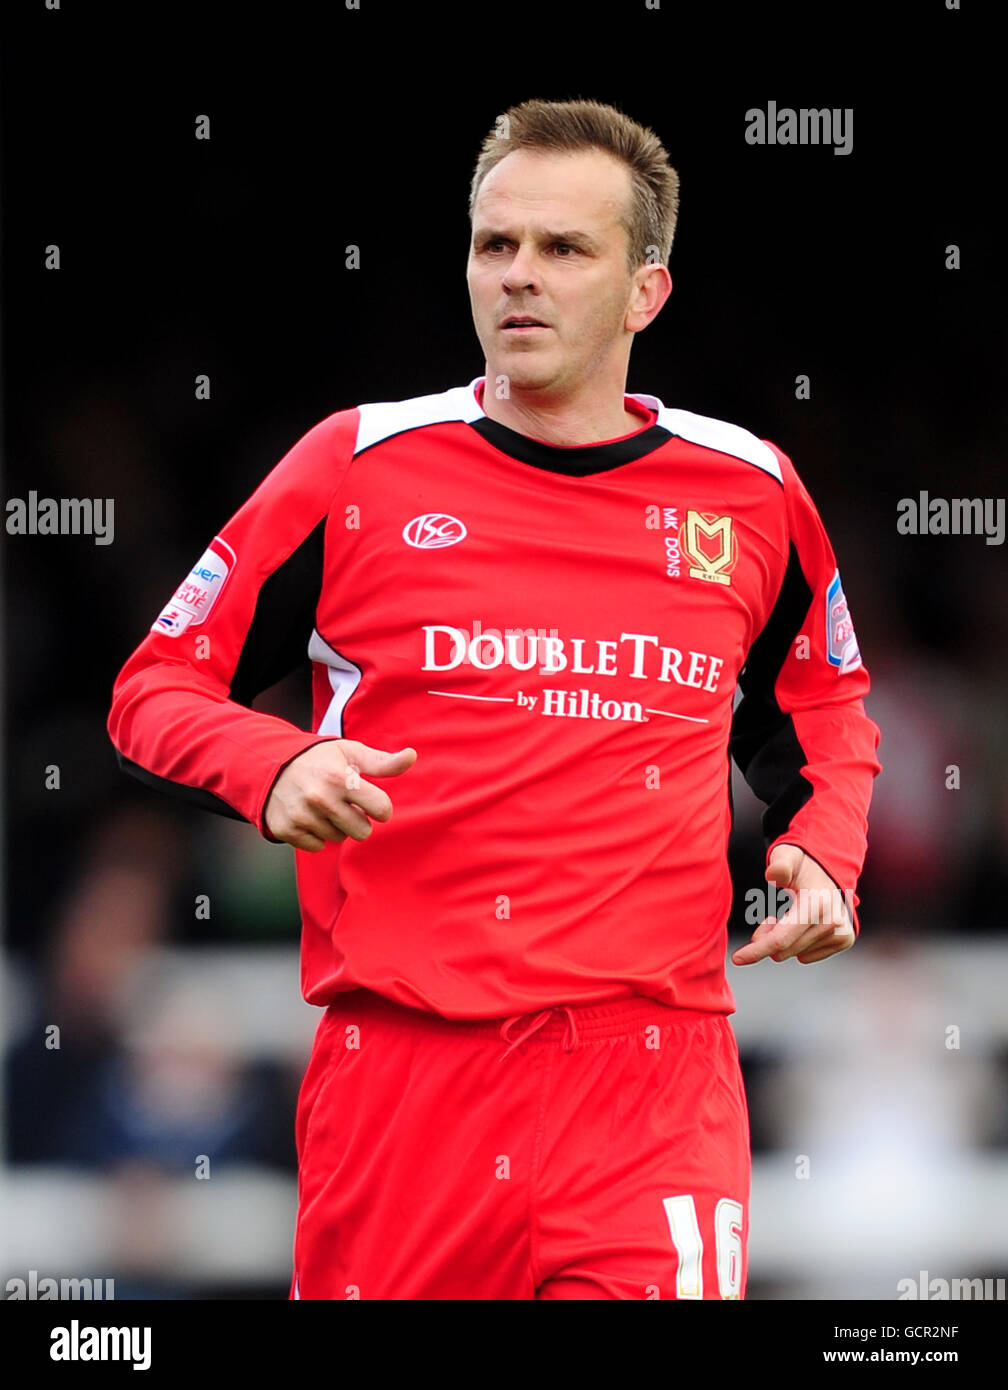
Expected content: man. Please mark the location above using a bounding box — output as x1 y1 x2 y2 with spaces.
107 98 881 1299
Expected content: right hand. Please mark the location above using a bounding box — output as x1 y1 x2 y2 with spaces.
264 739 418 851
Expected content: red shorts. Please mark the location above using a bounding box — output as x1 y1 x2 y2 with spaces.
290 990 751 1300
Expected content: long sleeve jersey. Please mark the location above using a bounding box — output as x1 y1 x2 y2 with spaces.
107 376 881 1018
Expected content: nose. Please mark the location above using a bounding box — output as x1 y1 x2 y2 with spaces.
500 242 540 293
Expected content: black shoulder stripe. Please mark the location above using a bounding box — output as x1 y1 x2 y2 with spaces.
230 518 327 706
730 543 815 843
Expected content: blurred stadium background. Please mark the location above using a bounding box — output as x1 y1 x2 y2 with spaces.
2 3 1006 1299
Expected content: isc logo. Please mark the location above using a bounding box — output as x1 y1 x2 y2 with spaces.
402 513 467 549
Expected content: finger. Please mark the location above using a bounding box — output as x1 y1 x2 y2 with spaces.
280 827 328 852
302 791 374 841
340 742 418 778
770 927 826 962
784 921 856 963
750 916 781 942
282 807 354 846
797 933 855 963
286 809 349 846
732 938 779 966
796 944 842 963
338 773 395 823
765 843 804 889
323 804 373 842
732 927 791 965
731 913 809 965
731 916 775 965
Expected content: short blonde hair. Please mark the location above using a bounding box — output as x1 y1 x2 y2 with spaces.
469 98 680 273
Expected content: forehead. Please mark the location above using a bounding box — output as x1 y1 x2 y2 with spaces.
473 147 632 234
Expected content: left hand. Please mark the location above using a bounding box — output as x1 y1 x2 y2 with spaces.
730 843 855 966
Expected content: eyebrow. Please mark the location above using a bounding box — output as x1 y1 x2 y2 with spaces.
473 227 602 252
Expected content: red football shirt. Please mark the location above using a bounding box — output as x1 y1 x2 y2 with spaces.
108 376 881 1017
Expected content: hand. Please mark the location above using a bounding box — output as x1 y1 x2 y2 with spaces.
730 843 855 966
265 740 417 851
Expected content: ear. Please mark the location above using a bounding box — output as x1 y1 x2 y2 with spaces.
626 263 672 333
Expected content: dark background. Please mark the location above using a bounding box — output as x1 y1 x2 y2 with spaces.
2 0 1005 1300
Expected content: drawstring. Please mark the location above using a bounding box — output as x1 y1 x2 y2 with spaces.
499 1005 578 1060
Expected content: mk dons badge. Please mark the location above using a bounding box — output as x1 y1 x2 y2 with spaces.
680 511 738 586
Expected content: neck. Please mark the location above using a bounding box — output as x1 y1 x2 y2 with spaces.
479 371 643 446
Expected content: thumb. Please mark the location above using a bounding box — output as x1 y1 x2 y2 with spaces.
765 843 804 889
340 741 418 776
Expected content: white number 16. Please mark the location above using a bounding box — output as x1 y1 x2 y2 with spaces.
662 1195 744 1299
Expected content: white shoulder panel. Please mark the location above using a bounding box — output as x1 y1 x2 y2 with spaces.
628 394 783 483
354 378 485 455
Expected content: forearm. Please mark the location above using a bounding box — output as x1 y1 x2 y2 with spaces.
108 663 333 837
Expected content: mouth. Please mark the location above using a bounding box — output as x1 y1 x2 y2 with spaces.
500 316 550 332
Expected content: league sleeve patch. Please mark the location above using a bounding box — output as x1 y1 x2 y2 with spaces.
152 537 236 637
825 570 862 673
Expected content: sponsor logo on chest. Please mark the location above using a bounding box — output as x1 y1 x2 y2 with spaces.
419 624 727 726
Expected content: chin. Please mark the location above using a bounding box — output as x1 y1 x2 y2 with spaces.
490 360 558 393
